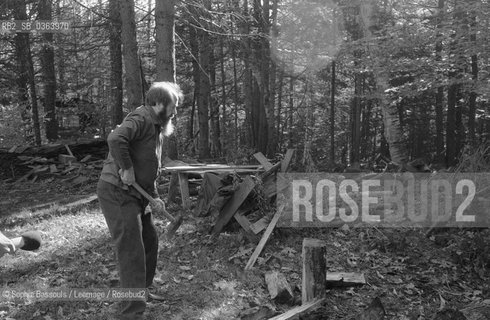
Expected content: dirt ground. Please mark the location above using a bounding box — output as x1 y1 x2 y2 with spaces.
1 178 489 320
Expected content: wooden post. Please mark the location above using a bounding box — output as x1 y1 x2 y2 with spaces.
302 238 327 304
178 172 191 209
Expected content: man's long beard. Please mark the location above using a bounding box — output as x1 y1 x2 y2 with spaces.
163 119 174 136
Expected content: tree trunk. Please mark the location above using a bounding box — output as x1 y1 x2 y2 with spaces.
155 0 179 162
189 24 200 153
56 0 65 97
39 0 58 142
197 1 212 159
288 77 294 148
120 0 143 111
361 100 372 160
263 0 277 156
241 0 253 147
468 3 478 147
230 0 240 151
350 74 362 167
446 1 465 167
155 0 176 81
109 0 123 127
28 46 41 145
219 37 227 153
155 0 180 203
434 0 445 164
210 37 221 157
13 0 33 144
277 70 284 148
253 0 273 155
330 61 336 165
231 36 239 150
361 0 408 167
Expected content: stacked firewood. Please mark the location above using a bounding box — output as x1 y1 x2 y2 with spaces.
0 139 107 184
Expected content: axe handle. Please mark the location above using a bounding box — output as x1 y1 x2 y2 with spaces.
132 182 175 222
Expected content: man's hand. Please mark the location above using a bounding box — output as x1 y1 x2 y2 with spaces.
149 198 166 215
119 167 135 186
0 232 15 258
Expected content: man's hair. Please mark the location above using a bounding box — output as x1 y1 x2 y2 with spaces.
145 82 184 107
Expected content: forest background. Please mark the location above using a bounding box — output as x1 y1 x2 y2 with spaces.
0 0 489 171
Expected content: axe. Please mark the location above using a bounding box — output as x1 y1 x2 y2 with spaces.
132 182 183 239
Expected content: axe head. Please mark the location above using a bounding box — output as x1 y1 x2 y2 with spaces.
165 214 183 240
20 231 42 251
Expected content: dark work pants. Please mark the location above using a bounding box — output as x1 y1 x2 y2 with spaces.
97 180 159 320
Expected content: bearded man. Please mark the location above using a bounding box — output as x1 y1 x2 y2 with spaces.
97 82 183 320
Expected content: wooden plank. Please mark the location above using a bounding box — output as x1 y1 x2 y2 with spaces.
268 298 325 320
233 209 253 229
326 272 366 288
281 149 295 172
183 168 261 176
302 238 327 303
164 165 261 172
253 152 273 170
249 216 269 234
64 144 75 157
211 176 256 238
178 172 191 209
244 202 286 270
234 211 258 243
260 162 281 179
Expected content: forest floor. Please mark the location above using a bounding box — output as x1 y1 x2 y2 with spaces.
0 177 489 320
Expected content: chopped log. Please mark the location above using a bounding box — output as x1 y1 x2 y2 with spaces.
268 298 325 320
265 271 294 304
244 201 286 270
302 238 327 304
326 272 366 288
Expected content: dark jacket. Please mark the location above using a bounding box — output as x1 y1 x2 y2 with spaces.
99 105 164 197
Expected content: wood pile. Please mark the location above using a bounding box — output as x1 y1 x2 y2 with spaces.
0 139 108 184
